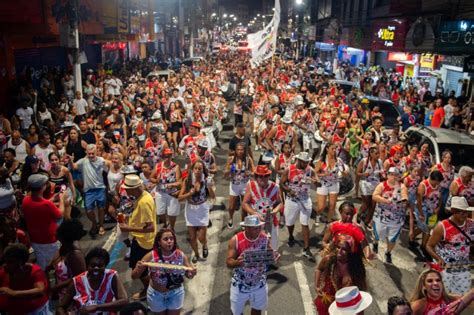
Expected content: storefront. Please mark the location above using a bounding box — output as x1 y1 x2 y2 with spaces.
371 19 408 69
434 20 474 97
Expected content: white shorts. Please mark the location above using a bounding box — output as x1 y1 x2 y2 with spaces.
31 241 60 270
316 183 340 196
229 182 247 197
360 180 377 196
155 191 180 216
373 218 402 243
185 202 210 227
230 283 268 315
284 198 312 226
441 269 471 295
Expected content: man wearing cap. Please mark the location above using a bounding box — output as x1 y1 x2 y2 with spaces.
118 174 156 301
372 167 408 264
242 165 282 251
150 148 182 229
280 152 317 261
226 215 279 315
22 174 67 270
426 196 473 294
178 121 204 159
265 116 297 154
68 144 111 237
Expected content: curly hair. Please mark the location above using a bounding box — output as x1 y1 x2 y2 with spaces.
321 238 367 291
57 219 85 244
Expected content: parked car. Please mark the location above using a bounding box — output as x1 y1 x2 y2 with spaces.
330 80 357 94
182 57 205 67
405 126 474 172
360 96 402 129
147 70 175 81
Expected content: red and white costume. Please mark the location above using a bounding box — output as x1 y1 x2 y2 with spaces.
73 269 117 314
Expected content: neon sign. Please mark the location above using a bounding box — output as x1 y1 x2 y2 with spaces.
377 26 396 47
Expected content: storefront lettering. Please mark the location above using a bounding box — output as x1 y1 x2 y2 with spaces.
377 26 396 47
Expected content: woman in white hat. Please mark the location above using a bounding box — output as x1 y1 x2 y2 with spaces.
328 286 372 315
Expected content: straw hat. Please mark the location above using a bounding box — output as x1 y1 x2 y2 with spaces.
123 175 143 189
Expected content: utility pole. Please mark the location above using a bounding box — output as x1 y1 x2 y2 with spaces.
72 0 82 94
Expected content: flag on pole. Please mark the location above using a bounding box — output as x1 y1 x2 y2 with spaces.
247 0 280 68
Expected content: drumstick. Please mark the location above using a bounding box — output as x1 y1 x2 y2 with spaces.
143 262 195 271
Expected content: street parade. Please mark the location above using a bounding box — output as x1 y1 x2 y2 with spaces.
0 0 473 314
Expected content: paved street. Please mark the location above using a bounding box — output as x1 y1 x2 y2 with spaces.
72 105 445 315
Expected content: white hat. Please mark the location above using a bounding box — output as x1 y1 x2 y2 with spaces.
296 151 311 162
329 286 373 315
296 99 304 106
197 139 209 149
151 111 162 120
281 116 293 124
450 196 474 211
136 107 143 112
309 103 318 110
387 167 401 175
240 214 265 227
123 174 143 189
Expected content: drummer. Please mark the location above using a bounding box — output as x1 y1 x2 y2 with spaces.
242 165 282 252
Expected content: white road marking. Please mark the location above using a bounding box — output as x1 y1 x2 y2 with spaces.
294 261 317 315
183 209 226 314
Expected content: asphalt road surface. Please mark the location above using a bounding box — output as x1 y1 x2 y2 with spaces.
74 103 472 314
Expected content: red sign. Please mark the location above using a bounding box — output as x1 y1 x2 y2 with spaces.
387 52 413 62
372 19 407 51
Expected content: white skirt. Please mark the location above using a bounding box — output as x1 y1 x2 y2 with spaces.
185 201 210 227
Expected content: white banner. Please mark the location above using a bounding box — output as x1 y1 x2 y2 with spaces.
247 0 280 68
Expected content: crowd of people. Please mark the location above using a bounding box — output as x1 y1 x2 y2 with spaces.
0 50 472 315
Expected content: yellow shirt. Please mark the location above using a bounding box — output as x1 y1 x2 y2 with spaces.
129 191 157 250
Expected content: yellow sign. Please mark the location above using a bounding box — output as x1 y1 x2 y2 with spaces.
420 54 435 70
378 28 395 40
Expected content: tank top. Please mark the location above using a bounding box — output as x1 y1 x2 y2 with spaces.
374 181 405 224
421 179 441 213
288 164 312 200
231 231 269 293
49 173 68 189
55 257 72 300
107 169 123 193
361 158 383 184
149 249 185 288
274 125 294 153
144 138 166 167
72 269 117 315
230 158 249 185
319 158 344 188
404 175 420 196
66 140 86 161
436 219 473 265
436 163 455 189
154 161 179 195
248 180 279 227
6 138 28 163
422 297 450 315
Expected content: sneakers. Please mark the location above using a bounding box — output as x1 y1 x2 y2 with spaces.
408 241 419 250
203 247 209 259
288 235 296 247
208 219 213 228
192 256 199 264
314 215 320 227
372 243 378 254
385 252 392 264
227 219 233 229
303 248 316 262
